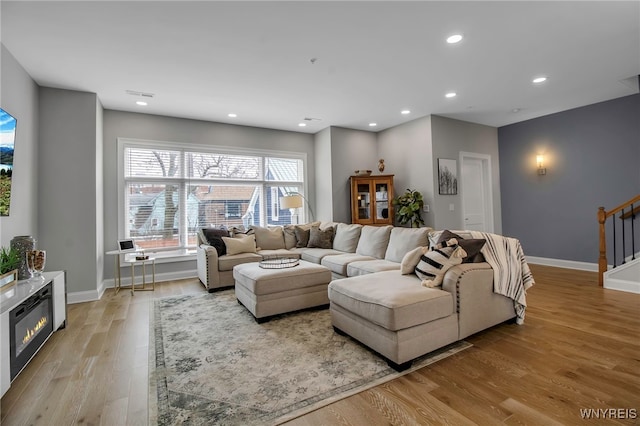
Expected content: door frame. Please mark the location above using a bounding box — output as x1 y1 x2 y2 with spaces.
459 151 495 233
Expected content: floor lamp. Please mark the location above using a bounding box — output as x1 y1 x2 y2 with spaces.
280 192 315 223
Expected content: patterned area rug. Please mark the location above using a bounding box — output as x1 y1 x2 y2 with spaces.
150 290 471 426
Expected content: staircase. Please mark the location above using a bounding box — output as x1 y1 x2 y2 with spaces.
598 194 640 293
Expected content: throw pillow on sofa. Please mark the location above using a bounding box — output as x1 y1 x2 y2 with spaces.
283 225 298 249
250 225 286 250
432 229 486 263
400 246 426 274
307 225 334 249
222 234 257 255
199 228 229 256
293 221 321 248
384 227 430 263
356 225 392 259
415 238 467 287
333 223 362 252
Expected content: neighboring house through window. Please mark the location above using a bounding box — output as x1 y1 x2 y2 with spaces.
118 139 307 253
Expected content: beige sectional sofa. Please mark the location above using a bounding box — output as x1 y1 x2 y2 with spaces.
196 222 429 290
196 223 526 370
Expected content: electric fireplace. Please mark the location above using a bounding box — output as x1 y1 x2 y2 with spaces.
9 281 54 380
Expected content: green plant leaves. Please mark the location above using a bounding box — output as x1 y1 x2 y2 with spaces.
393 188 425 227
0 246 21 274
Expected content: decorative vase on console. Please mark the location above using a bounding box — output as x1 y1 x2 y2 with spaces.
10 235 36 280
27 250 46 277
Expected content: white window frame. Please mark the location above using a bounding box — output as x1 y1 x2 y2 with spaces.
117 138 308 256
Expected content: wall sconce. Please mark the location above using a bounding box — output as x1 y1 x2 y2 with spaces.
536 154 547 175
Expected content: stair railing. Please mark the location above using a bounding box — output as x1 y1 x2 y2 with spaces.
598 194 640 286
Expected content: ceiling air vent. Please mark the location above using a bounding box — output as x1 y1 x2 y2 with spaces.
126 90 155 98
303 117 322 122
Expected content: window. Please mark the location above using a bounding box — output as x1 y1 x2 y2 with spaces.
120 140 306 252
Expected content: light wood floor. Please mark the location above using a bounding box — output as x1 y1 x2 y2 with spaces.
1 265 638 425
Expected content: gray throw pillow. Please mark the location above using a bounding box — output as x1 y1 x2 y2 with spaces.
294 226 311 248
307 225 334 249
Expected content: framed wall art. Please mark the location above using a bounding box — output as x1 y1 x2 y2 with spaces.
438 158 458 195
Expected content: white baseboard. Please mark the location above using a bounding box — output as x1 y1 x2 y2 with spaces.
67 269 198 304
67 289 103 304
604 278 640 294
526 256 598 272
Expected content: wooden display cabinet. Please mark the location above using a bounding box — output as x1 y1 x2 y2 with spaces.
350 175 394 225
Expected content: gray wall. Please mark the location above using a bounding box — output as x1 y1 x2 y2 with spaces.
326 127 378 223
102 110 315 280
431 115 502 233
38 88 101 296
313 127 332 221
499 94 640 263
378 116 435 227
0 45 39 246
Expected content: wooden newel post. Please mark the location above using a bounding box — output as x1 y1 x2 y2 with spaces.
597 206 607 286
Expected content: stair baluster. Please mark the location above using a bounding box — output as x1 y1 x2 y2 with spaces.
597 194 640 286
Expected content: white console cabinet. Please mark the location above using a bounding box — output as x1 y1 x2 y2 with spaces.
0 271 66 398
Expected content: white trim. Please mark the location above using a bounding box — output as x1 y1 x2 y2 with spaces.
603 258 640 293
68 269 198 304
459 151 494 233
526 256 598 271
67 289 103 304
603 278 640 294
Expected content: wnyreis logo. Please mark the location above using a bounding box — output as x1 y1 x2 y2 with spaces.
580 408 637 420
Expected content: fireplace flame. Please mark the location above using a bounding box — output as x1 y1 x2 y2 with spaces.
23 316 48 345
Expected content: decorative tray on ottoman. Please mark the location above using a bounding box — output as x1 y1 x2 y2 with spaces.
259 258 299 269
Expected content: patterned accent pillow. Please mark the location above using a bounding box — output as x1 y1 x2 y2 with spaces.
307 225 334 249
435 230 486 263
415 238 467 287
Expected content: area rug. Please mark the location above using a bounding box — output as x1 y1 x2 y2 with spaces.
149 290 471 426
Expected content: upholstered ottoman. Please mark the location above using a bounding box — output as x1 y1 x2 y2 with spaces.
328 270 459 370
233 260 332 323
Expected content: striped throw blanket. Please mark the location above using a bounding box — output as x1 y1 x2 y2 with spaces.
470 231 535 324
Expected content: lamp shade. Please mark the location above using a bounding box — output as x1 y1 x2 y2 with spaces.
280 194 303 209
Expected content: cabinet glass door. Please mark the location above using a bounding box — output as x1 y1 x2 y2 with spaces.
375 182 390 220
356 183 371 221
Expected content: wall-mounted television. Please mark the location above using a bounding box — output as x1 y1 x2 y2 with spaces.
0 108 17 216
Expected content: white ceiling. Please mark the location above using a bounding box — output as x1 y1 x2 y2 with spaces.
2 1 639 134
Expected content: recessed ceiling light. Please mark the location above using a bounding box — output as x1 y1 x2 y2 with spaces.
401 110 411 115
228 113 237 118
298 123 307 127
136 101 147 106
446 34 463 44
369 123 377 127
445 92 457 98
532 76 547 84
512 108 521 113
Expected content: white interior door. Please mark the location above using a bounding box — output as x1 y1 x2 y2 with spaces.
461 153 493 232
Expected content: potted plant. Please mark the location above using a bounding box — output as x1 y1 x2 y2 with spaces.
0 246 21 289
393 188 425 228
